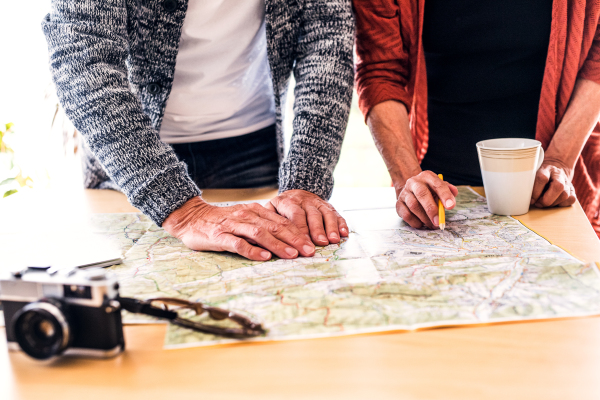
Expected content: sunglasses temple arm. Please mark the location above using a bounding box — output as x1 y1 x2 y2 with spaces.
172 317 265 338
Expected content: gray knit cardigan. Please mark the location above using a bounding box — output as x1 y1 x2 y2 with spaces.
42 0 354 226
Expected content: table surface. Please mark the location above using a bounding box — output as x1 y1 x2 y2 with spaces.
2 187 600 400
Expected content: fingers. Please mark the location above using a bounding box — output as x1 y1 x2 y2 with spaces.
283 206 311 238
534 169 567 208
232 206 315 257
532 164 577 208
309 205 349 244
403 192 434 229
531 168 550 205
270 190 348 245
558 186 577 207
550 187 569 207
253 204 307 239
229 221 301 259
221 234 272 261
448 183 459 197
422 172 457 210
408 179 440 227
305 205 347 245
338 216 349 237
321 205 344 243
270 199 311 238
264 201 277 213
551 179 576 207
305 205 329 246
396 197 423 229
263 218 316 257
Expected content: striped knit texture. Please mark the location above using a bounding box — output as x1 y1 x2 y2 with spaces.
42 0 354 226
355 0 600 237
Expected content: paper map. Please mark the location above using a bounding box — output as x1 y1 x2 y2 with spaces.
92 188 600 348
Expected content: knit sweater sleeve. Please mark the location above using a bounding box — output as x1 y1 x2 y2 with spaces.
277 0 355 200
42 0 201 226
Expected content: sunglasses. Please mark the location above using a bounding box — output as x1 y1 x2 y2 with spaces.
120 296 266 339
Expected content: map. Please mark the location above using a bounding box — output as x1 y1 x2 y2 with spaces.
91 188 600 348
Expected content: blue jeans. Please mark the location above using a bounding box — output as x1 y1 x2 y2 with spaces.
170 125 279 189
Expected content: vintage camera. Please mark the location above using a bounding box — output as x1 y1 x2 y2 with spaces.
0 267 124 360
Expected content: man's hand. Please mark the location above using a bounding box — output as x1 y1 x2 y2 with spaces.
162 197 316 261
530 159 577 208
365 101 457 230
266 189 349 246
396 171 458 229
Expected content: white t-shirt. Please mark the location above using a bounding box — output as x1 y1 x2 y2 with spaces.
159 0 276 143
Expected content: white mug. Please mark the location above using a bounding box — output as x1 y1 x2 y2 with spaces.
476 138 544 216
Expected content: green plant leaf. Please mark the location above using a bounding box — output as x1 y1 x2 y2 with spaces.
0 177 15 186
3 189 18 198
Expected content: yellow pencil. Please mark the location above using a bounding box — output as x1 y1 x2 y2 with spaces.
438 174 446 231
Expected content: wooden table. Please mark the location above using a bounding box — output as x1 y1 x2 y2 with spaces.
2 187 600 400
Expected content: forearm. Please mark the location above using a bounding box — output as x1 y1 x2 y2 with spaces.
546 78 600 176
43 1 200 225
367 100 421 192
279 0 354 199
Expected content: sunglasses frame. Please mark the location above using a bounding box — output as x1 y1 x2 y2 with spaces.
147 297 266 339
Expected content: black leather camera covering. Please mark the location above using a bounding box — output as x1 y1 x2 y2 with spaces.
3 298 124 352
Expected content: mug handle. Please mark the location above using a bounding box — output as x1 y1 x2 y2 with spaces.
536 146 545 170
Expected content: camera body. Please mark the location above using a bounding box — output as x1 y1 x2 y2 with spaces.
0 267 124 360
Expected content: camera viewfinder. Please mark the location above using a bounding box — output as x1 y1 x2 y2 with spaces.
63 285 92 299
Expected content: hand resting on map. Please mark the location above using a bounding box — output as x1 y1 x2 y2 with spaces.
163 196 317 261
265 189 349 246
163 191 348 261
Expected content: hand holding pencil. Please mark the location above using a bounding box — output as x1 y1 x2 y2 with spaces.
394 170 458 230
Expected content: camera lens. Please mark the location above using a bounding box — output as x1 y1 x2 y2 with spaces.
12 299 72 360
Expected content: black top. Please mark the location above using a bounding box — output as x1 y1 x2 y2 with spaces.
421 0 553 185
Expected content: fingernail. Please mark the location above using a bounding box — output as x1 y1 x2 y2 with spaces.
340 227 348 235
433 215 439 226
318 234 327 243
445 200 453 208
330 232 339 240
261 251 271 260
303 244 315 254
285 247 298 257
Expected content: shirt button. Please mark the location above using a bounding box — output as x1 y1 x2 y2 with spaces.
163 0 178 12
147 83 161 95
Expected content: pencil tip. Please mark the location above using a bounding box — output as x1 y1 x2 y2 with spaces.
440 224 445 231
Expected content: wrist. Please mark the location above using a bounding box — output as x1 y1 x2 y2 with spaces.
390 164 422 195
544 143 577 176
162 196 211 236
541 155 575 180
